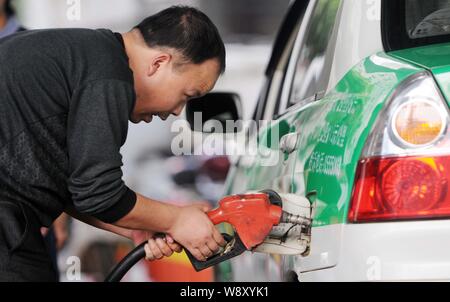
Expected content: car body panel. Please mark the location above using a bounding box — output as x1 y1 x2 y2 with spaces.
328 0 384 93
389 42 450 71
389 42 450 104
298 220 450 282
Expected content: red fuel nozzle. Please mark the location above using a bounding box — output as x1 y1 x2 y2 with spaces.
207 193 283 250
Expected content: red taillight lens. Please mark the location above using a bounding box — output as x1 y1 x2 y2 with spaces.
349 156 449 223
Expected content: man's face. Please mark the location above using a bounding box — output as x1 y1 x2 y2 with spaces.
130 55 220 124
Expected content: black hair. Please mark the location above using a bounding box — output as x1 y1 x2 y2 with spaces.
4 0 14 16
135 6 226 74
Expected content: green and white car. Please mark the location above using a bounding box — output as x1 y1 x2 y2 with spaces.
187 0 450 281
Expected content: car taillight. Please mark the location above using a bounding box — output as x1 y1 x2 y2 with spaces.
349 72 450 223
349 156 449 222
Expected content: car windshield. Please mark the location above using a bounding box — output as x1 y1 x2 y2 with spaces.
407 0 450 39
383 0 450 51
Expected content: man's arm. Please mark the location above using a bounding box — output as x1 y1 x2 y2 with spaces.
114 193 226 261
67 79 137 224
65 204 183 261
65 204 133 239
67 193 226 261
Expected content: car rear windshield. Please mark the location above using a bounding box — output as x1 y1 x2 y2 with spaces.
383 0 450 51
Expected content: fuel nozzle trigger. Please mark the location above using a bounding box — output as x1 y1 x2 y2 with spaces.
186 192 283 272
185 233 247 272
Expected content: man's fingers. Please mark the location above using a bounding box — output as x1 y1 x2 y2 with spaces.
144 244 154 261
199 245 214 259
165 235 182 252
188 248 206 262
168 241 183 253
145 237 180 261
212 229 227 247
155 237 173 257
148 239 163 259
165 235 175 244
40 227 49 237
206 240 220 255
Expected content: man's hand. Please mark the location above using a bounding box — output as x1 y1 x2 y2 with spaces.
130 230 182 261
40 213 69 250
144 235 183 261
168 204 227 261
53 213 69 250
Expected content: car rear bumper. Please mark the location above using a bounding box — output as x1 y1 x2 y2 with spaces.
299 220 450 281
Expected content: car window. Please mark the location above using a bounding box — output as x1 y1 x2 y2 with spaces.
288 0 341 107
251 1 309 123
406 0 450 39
383 0 450 51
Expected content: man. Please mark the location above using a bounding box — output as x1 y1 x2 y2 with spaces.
0 6 226 281
0 0 25 38
0 0 70 280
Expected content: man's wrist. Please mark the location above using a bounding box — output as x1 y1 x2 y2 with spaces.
163 203 181 234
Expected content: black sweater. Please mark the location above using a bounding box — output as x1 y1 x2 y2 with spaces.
0 28 137 226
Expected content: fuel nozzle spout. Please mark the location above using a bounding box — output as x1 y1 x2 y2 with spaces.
262 189 312 227
281 211 311 226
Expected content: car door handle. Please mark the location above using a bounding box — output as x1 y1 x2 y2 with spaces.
280 132 300 154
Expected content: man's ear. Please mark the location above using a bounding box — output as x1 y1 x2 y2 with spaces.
147 53 172 77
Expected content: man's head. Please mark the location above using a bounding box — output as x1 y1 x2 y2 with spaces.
123 6 226 124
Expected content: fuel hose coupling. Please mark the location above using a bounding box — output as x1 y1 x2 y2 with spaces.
281 211 311 227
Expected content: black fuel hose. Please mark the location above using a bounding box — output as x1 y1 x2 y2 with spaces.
104 242 147 282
